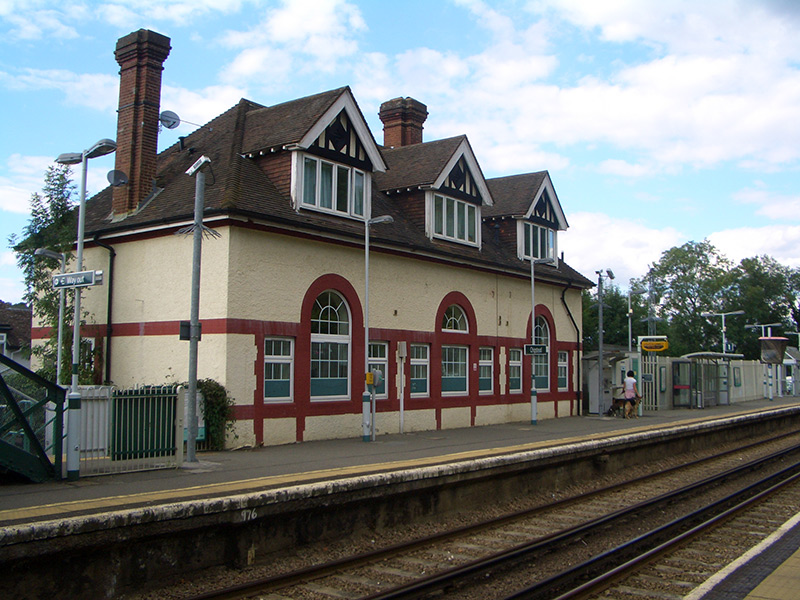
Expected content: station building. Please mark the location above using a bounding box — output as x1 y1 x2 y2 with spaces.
33 30 593 447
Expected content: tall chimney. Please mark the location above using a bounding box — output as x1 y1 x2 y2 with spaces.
379 97 428 147
112 29 171 219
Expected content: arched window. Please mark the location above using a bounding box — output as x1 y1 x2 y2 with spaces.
442 304 468 332
533 316 550 390
310 291 351 399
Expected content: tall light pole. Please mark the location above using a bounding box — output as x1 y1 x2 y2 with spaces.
701 309 744 354
35 248 67 385
56 138 117 481
363 214 393 442
596 269 614 414
529 256 554 424
627 287 647 352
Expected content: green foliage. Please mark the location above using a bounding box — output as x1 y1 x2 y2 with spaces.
589 240 800 360
8 163 96 385
197 379 236 450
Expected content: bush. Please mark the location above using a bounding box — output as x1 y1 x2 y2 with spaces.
196 379 235 450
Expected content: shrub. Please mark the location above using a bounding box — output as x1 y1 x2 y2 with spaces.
196 379 235 450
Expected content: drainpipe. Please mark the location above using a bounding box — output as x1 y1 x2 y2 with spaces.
561 279 582 416
93 237 115 384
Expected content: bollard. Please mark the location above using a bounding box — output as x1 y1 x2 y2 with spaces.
66 391 81 480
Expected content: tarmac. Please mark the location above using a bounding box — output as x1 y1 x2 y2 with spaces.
2 396 800 599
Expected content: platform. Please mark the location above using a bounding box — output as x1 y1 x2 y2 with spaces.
2 397 799 599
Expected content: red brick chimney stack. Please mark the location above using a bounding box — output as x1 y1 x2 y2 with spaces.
378 97 428 147
112 29 171 219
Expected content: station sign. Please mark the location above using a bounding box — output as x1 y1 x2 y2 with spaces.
524 344 547 355
52 270 103 289
641 340 669 352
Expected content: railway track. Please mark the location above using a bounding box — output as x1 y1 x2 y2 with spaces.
174 432 800 600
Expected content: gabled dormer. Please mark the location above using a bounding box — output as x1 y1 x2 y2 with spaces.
484 171 568 266
241 87 386 221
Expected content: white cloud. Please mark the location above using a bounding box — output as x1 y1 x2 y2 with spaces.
3 69 118 113
559 212 684 284
0 154 54 213
709 225 800 267
219 0 366 84
733 186 800 221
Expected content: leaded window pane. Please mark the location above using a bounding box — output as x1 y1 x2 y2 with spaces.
303 157 317 205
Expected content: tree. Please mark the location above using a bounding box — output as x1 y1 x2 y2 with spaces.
728 256 800 359
582 282 648 352
8 163 84 383
633 240 733 357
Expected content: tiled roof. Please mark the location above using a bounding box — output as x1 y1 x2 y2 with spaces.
81 88 592 290
375 136 465 191
484 172 548 217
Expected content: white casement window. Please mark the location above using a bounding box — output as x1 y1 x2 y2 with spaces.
558 350 569 391
368 342 389 399
442 305 468 332
431 193 479 246
479 347 493 394
310 291 351 400
442 345 468 395
301 154 366 218
410 344 430 397
508 348 522 393
534 317 550 391
264 338 294 402
522 222 556 261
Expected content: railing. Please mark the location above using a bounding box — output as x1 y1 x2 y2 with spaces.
80 384 184 476
0 353 65 482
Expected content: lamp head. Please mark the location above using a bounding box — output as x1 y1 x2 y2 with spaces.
85 138 117 159
35 248 63 260
368 215 394 225
606 269 615 280
55 152 83 165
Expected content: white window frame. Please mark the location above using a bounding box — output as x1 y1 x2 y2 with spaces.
0 332 6 356
521 221 557 262
479 347 493 395
428 192 480 247
442 305 468 332
558 351 569 391
441 345 468 396
264 338 294 402
509 348 523 393
310 291 351 401
534 317 550 391
368 341 389 400
298 153 367 219
410 344 430 397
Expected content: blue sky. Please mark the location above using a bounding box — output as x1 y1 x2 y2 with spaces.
2 0 799 303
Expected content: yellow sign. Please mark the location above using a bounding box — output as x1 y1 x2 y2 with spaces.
641 340 669 352
365 372 374 385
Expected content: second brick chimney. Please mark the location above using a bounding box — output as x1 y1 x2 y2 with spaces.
378 97 428 148
112 29 171 220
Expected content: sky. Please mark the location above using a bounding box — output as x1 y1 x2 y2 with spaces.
1 0 799 304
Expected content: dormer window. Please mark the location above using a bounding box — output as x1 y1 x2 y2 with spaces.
431 193 479 246
301 154 366 218
522 221 556 261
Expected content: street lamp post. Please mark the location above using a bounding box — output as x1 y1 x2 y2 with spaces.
596 269 615 415
627 288 647 352
56 138 117 481
35 248 67 385
530 256 554 424
700 310 745 354
363 215 393 442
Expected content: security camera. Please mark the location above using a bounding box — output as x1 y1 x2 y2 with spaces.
186 155 211 176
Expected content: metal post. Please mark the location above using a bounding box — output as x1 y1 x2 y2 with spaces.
363 219 371 442
66 152 89 481
530 256 537 425
597 274 604 415
185 167 206 463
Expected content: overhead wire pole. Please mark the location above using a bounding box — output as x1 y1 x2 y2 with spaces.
183 155 215 462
